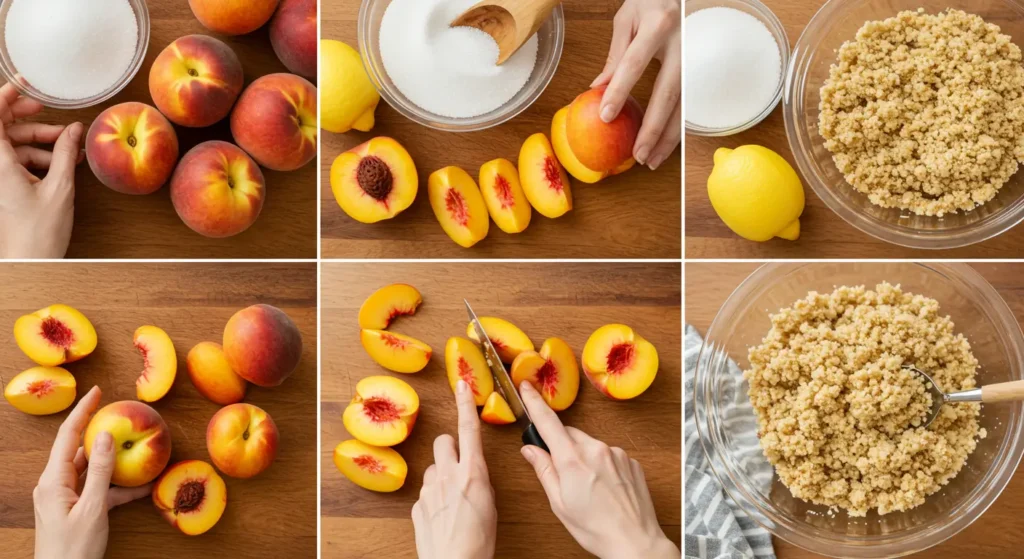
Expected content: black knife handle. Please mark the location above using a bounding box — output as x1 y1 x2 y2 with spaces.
522 423 548 453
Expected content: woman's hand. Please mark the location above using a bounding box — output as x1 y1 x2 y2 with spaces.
0 82 83 259
412 380 498 559
33 386 152 559
519 381 679 559
592 0 681 171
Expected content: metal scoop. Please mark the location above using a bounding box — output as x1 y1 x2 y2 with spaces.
905 365 1024 428
450 0 561 65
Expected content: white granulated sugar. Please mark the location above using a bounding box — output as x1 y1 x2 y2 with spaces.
5 0 138 100
379 0 539 119
686 7 782 129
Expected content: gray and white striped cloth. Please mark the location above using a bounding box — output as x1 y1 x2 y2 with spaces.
684 325 776 559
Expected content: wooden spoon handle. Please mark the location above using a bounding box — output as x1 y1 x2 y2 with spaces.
981 380 1024 403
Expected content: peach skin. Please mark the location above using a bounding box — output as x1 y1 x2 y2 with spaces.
187 342 248 405
269 0 317 79
189 0 280 35
478 158 531 234
343 375 419 447
223 304 303 387
332 137 418 224
4 366 76 415
170 140 266 238
334 439 408 492
86 102 180 195
480 391 516 425
519 133 572 219
231 73 317 172
511 337 580 412
358 283 423 330
206 403 279 478
582 324 658 400
84 401 173 487
464 316 534 364
135 325 177 403
14 304 98 366
552 106 635 184
428 166 490 248
565 87 644 173
445 337 494 406
149 35 244 128
153 460 227 536
360 329 432 373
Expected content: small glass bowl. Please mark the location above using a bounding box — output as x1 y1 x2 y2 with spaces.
685 0 790 136
0 0 150 110
357 0 564 132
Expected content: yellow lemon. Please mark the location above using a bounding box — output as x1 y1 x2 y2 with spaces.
707 145 804 241
321 39 380 134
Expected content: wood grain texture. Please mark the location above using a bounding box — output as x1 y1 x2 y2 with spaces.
322 262 682 557
321 1 681 259
15 1 316 259
685 262 1024 558
0 263 317 558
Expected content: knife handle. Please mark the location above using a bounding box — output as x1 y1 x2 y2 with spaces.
522 423 549 453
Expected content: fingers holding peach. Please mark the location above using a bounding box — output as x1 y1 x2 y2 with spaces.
84 401 173 487
14 304 97 366
207 403 279 478
565 87 644 174
153 460 227 535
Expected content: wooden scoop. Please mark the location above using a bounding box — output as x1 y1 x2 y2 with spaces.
450 0 562 65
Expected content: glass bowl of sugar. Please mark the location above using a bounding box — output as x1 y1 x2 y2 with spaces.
358 0 564 132
0 0 150 110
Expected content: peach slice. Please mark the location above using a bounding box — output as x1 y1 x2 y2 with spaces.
428 166 490 248
360 329 432 374
334 439 408 492
4 366 76 415
519 133 572 219
207 403 279 479
565 87 644 173
153 460 227 536
343 376 419 447
135 326 177 403
332 137 418 224
511 338 580 412
14 304 98 366
479 158 531 234
358 284 423 330
552 106 635 184
582 324 659 400
187 342 247 405
465 316 534 364
444 337 494 406
84 401 173 487
480 392 516 425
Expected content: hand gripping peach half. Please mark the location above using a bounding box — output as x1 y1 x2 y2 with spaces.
582 324 658 400
332 137 418 224
86 102 179 195
479 158 531 234
14 304 97 366
135 325 177 403
358 283 423 330
223 304 303 387
187 342 248 405
334 439 408 492
429 166 490 248
269 0 318 79
170 141 266 238
343 375 419 447
153 460 227 536
149 35 244 128
511 337 580 411
464 316 534 364
480 392 516 425
564 87 643 174
360 329 432 373
519 133 572 219
188 0 280 36
230 73 317 172
445 337 494 406
552 106 635 184
4 366 76 415
84 401 173 487
207 403 279 478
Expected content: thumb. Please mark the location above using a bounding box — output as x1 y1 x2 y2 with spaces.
521 445 562 508
80 431 115 508
45 122 83 185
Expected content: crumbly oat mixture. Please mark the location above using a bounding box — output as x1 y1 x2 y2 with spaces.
818 9 1024 217
745 283 984 516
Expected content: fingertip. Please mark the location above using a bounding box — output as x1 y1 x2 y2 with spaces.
600 103 619 123
96 430 113 452
69 122 83 144
456 379 468 394
520 446 535 464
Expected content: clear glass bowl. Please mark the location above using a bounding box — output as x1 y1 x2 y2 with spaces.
685 0 789 136
693 263 1024 558
784 0 1024 249
357 0 564 132
0 0 150 109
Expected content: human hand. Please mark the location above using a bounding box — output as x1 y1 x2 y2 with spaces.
592 0 681 171
0 82 83 259
412 379 498 559
33 386 152 559
518 381 678 559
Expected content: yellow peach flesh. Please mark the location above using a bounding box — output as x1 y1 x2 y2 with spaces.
332 137 418 224
360 329 432 373
4 366 76 415
334 439 408 492
445 337 495 406
480 391 516 425
428 166 490 248
343 376 419 447
14 304 98 366
511 337 580 411
358 283 423 330
519 133 572 219
479 158 531 234
135 325 177 403
465 316 535 364
582 324 659 400
152 460 227 536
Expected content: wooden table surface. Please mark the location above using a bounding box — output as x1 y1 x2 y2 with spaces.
321 1 682 259
685 262 1024 558
685 0 1024 259
19 2 317 259
321 262 682 557
0 263 317 558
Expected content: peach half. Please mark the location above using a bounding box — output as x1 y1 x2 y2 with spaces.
207 403 279 479
331 137 418 224
187 342 247 405
465 316 534 364
230 73 317 172
479 158 531 234
149 34 244 128
170 140 266 238
4 366 76 415
429 166 490 248
519 133 572 219
334 439 407 493
86 102 179 195
444 337 494 406
14 304 98 366
565 87 644 173
581 324 659 400
511 338 580 412
480 392 516 425
223 304 303 387
358 283 422 330
153 460 227 536
84 401 173 487
343 375 419 447
135 325 177 403
552 106 635 184
360 329 431 374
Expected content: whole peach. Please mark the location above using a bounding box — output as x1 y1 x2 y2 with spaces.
149 35 244 128
269 0 317 79
230 73 317 171
223 304 302 387
170 141 265 238
188 0 280 35
86 102 179 195
84 401 172 487
206 403 279 478
565 87 644 173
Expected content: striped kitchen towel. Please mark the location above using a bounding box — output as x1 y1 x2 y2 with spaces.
684 324 776 559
